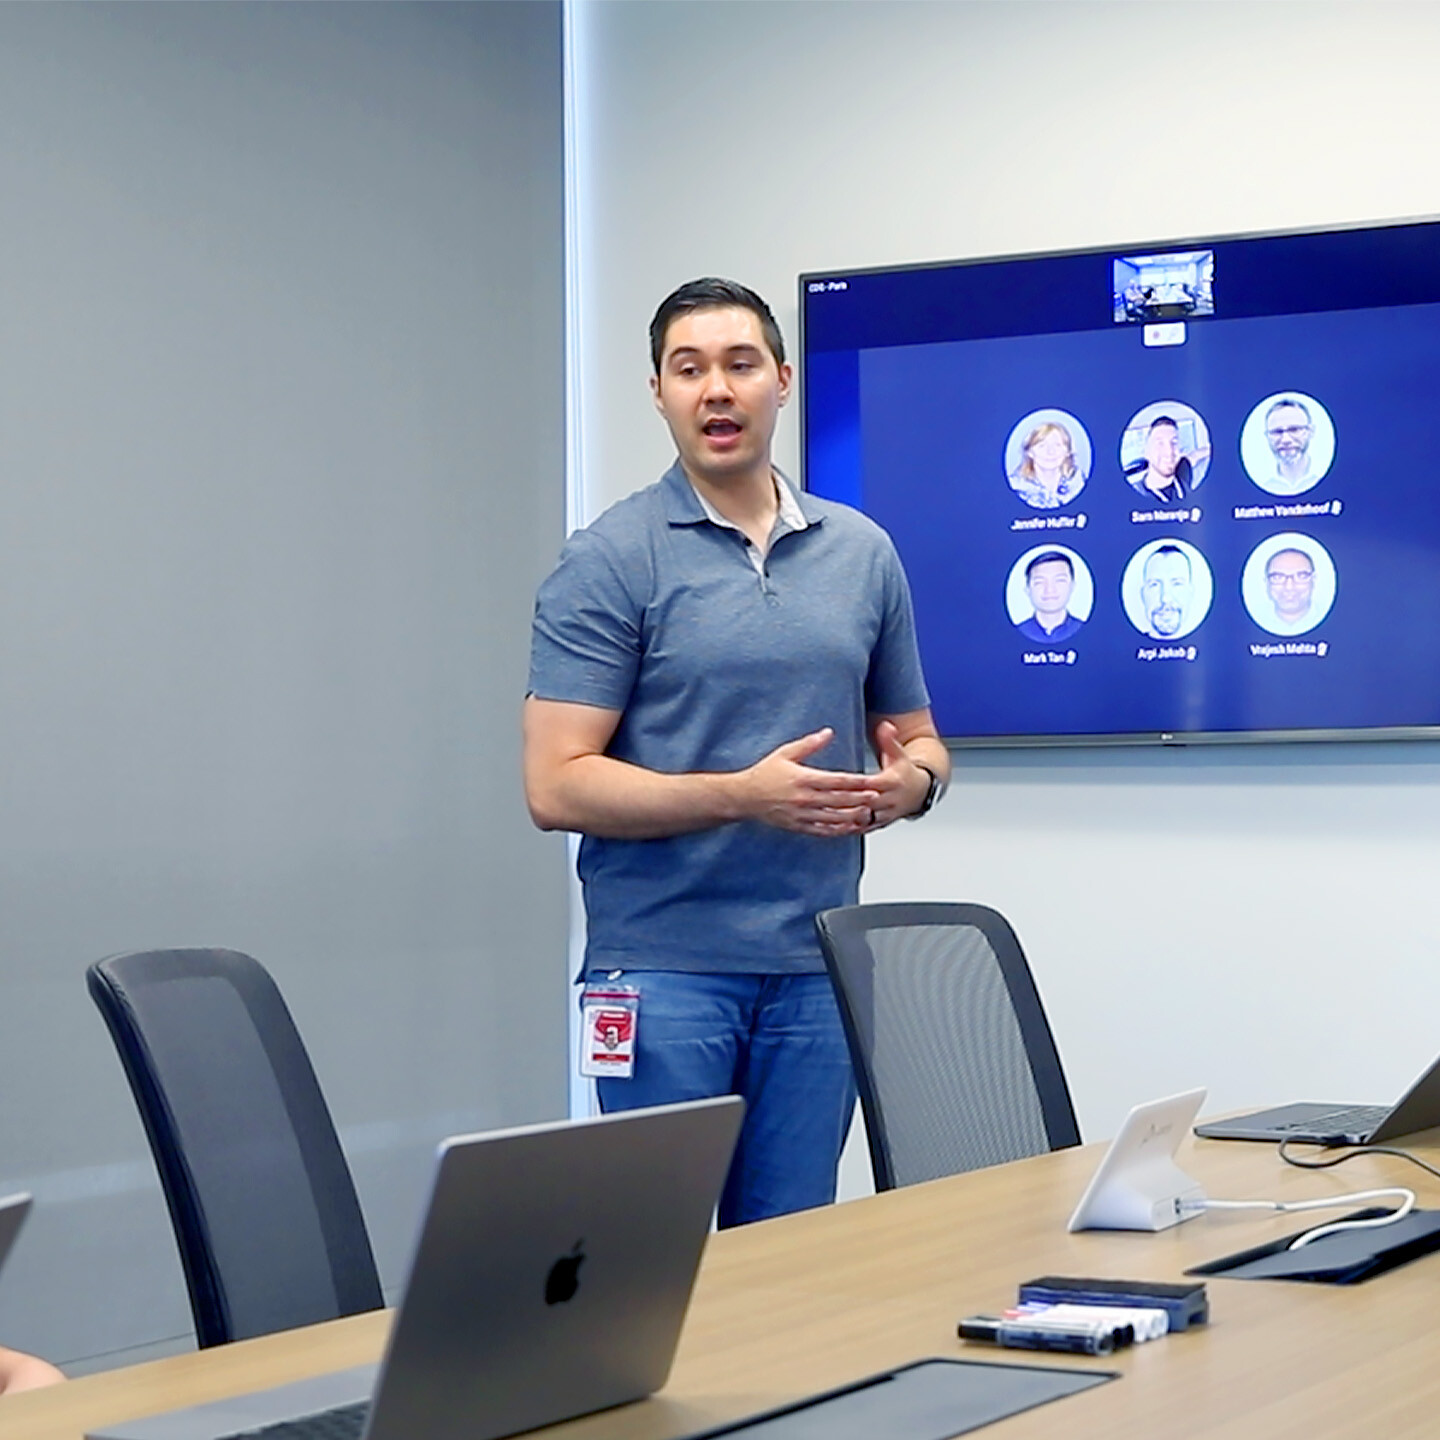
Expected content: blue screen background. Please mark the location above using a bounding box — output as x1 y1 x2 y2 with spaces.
805 273 1440 739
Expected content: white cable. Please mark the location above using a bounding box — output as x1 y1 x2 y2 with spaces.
1200 1188 1415 1249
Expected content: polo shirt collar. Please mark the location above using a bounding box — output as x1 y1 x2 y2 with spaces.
660 460 821 532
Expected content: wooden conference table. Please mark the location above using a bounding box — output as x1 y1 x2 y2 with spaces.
9 1127 1440 1440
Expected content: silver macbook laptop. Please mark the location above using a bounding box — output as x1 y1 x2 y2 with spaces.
88 1096 743 1440
1194 1052 1440 1145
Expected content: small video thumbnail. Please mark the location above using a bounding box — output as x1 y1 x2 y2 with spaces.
1113 250 1215 324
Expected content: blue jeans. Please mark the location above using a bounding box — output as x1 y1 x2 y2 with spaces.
591 971 858 1229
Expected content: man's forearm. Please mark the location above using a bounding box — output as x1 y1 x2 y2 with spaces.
524 700 880 841
529 752 747 840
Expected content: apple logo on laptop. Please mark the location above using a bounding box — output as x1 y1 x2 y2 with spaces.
545 1240 585 1305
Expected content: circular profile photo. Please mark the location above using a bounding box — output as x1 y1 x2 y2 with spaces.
1119 400 1213 505
1003 409 1093 510
1005 545 1094 645
1121 538 1214 641
1241 532 1337 637
1240 391 1336 497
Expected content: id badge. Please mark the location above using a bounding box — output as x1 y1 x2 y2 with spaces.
579 981 639 1079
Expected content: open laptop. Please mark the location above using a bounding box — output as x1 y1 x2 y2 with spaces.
1194 1052 1440 1144
89 1096 743 1440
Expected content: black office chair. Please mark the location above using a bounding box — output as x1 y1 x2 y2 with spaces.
87 948 383 1347
815 902 1080 1191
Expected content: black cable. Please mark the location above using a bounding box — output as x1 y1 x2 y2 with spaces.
1279 1138 1440 1182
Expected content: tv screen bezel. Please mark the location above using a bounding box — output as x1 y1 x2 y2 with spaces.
799 214 1440 750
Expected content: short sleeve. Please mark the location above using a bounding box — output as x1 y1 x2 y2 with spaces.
864 535 931 717
528 529 645 711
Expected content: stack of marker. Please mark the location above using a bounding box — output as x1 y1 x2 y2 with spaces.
959 1302 1169 1357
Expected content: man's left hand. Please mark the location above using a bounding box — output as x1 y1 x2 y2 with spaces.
864 720 931 829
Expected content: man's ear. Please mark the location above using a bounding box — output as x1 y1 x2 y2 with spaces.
777 362 794 408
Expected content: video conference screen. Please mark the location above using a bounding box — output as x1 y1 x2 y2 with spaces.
801 219 1440 744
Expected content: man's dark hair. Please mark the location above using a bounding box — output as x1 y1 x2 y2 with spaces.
649 278 786 373
1149 415 1180 433
1025 550 1074 581
1147 542 1192 577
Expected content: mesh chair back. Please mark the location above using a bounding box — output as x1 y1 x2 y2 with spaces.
815 903 1079 1190
87 948 382 1347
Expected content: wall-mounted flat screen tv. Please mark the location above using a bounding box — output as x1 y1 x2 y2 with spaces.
801 218 1440 746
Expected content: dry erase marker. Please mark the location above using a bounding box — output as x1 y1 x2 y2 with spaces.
1007 1302 1167 1341
959 1314 1117 1357
1000 1306 1137 1349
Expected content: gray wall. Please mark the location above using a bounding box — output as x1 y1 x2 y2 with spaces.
0 2 568 1369
574 0 1440 1177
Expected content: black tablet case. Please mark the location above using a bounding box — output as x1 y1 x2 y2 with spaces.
1186 1207 1440 1284
679 1357 1116 1440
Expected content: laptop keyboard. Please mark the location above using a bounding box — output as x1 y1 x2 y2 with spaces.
222 1400 370 1440
1276 1105 1388 1136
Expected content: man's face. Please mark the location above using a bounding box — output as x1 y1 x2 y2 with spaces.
1026 559 1073 620
1266 549 1315 621
1141 550 1191 637
649 307 791 486
1265 405 1312 468
1144 422 1181 479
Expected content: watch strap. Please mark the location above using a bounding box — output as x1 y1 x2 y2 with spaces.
907 761 944 819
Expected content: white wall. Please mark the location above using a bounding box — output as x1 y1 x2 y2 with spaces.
574 0 1440 1155
0 2 569 1370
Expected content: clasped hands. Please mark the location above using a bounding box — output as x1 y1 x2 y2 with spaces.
740 721 924 837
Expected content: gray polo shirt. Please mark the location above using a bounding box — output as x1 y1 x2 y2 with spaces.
529 461 930 974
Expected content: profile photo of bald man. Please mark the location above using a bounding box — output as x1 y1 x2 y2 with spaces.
1266 547 1316 627
1121 538 1213 641
1120 401 1213 506
1140 545 1191 638
1241 532 1337 636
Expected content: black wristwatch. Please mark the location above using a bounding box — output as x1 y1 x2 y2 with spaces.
906 762 945 820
